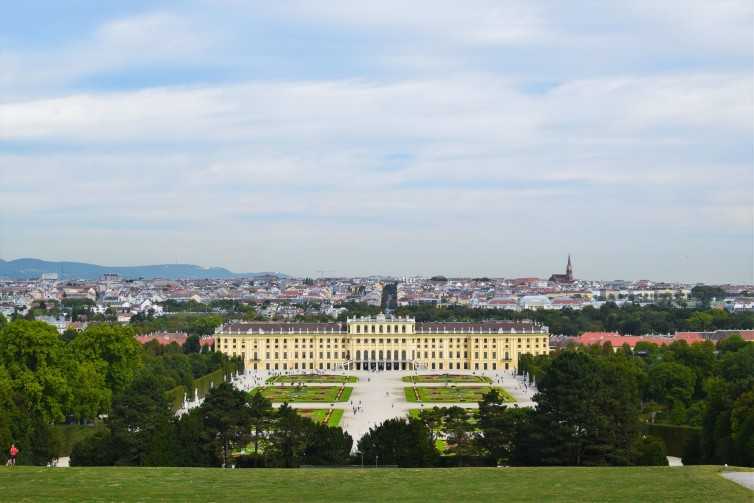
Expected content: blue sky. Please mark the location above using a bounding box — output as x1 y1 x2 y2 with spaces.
0 0 751 284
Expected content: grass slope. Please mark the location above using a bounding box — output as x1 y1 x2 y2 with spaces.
0 466 750 502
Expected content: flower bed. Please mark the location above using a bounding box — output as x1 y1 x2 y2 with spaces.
411 386 515 403
251 385 352 402
266 374 358 384
402 373 493 383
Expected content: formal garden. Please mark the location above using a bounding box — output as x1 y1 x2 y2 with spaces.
404 386 514 403
402 373 492 383
266 374 357 384
252 385 353 402
296 408 343 426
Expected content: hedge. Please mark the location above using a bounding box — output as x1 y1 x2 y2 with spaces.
165 386 186 412
165 359 243 412
645 423 701 457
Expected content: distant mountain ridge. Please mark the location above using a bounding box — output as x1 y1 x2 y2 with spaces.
0 258 289 280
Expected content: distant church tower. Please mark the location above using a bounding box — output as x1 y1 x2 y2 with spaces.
548 254 574 283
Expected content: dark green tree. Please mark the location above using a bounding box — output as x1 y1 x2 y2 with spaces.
356 417 438 468
266 403 309 468
629 435 668 466
106 369 174 466
302 422 353 466
531 350 642 466
200 381 252 467
182 334 202 354
248 391 274 467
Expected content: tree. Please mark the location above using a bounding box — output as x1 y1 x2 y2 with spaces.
476 389 537 466
200 381 252 467
182 334 202 354
629 436 668 466
647 362 695 408
266 403 309 468
174 407 219 467
302 422 353 466
68 324 143 395
0 320 70 422
189 316 224 336
106 369 174 466
248 391 274 467
65 361 111 421
417 406 445 443
356 417 438 468
688 312 714 332
442 406 476 465
531 350 642 466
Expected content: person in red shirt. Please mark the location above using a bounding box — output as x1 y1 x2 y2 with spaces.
7 444 18 466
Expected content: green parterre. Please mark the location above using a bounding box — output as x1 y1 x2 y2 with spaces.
405 386 515 403
252 385 353 403
296 408 344 426
266 374 358 384
402 373 493 383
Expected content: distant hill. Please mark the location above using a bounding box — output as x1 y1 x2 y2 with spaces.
0 258 289 280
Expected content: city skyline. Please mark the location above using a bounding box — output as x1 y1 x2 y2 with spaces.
0 1 752 284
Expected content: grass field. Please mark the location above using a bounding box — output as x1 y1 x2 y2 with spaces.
267 374 358 384
0 466 750 502
405 386 515 403
402 374 493 383
252 386 353 403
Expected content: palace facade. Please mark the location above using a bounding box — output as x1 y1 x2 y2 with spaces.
214 314 550 372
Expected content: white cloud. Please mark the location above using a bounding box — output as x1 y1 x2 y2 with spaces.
0 1 751 283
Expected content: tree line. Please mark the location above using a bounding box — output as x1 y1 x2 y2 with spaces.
69 335 754 468
0 317 238 466
392 302 753 336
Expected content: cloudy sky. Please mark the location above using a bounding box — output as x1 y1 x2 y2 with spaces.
0 1 751 284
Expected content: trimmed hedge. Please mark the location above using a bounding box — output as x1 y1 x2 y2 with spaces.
165 386 185 412
645 423 701 457
165 360 242 412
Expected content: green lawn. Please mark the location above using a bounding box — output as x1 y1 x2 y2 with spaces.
0 466 751 502
252 386 353 403
267 374 358 384
403 374 493 383
405 386 514 403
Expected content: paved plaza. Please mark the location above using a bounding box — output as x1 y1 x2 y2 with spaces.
233 368 536 443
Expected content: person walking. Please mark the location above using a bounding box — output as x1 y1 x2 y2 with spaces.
7 444 18 466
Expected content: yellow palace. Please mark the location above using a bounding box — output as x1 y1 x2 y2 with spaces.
214 314 550 372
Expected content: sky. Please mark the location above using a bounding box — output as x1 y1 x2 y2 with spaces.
0 0 752 284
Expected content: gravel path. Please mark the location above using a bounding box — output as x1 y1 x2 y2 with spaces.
722 472 754 491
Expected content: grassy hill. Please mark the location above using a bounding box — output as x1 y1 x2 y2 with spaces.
0 465 751 502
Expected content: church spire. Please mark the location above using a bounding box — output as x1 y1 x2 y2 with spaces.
566 254 573 282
